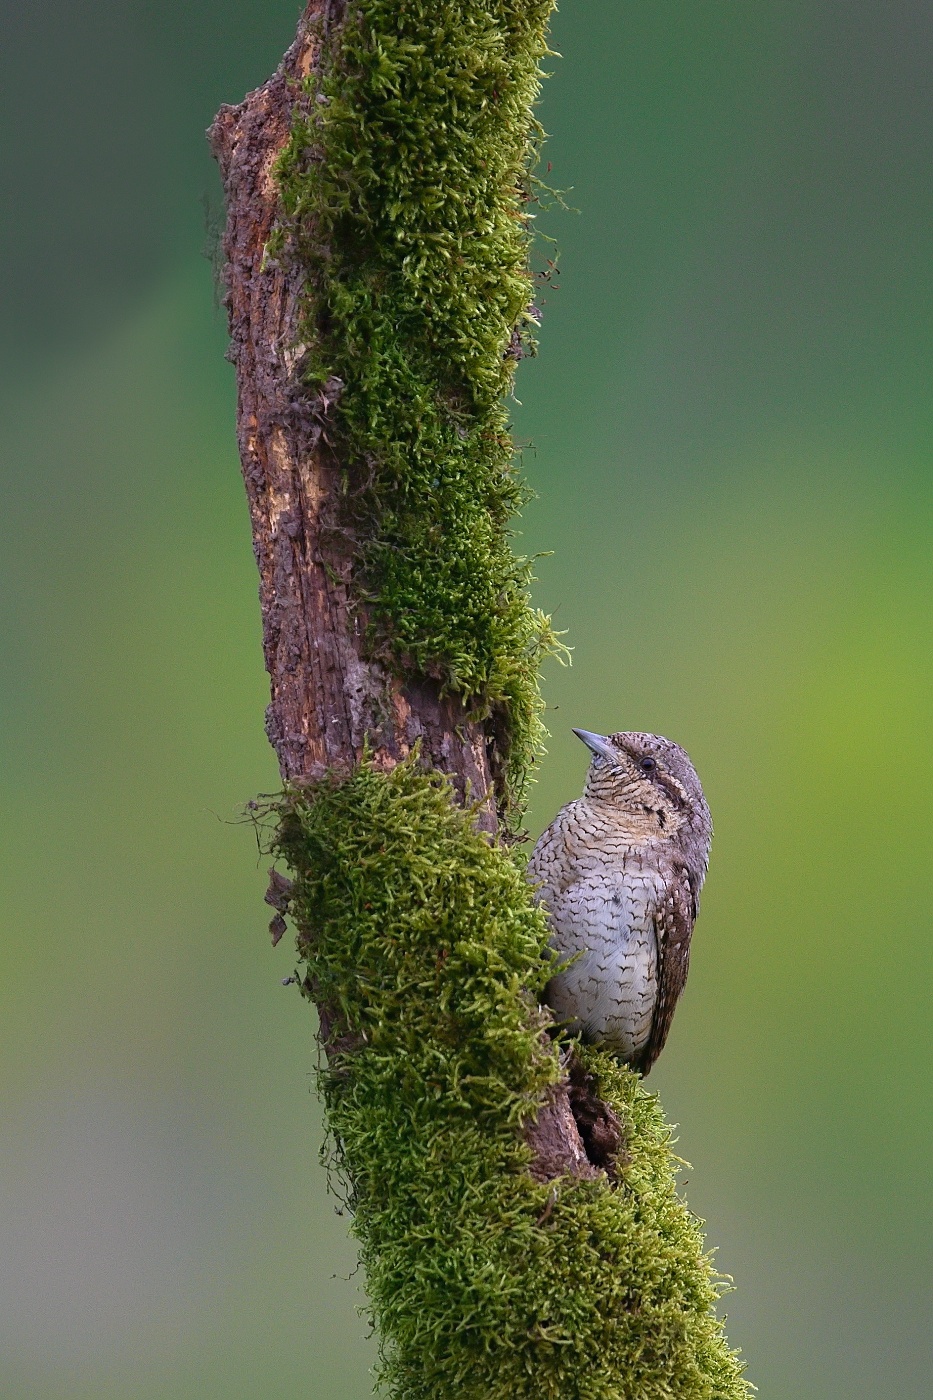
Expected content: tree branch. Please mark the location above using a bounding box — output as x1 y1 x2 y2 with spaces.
208 3 495 821
209 1 596 1180
209 6 750 1395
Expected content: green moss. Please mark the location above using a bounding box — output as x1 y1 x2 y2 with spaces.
274 0 564 802
274 760 750 1399
264 5 750 1390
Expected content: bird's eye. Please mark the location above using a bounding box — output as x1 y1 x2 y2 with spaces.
638 756 657 775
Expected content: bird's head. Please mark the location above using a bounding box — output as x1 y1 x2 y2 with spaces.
573 728 712 848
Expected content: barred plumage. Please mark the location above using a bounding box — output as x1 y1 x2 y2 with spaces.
528 729 712 1074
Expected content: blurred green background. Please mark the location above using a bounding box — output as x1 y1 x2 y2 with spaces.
2 1 932 1395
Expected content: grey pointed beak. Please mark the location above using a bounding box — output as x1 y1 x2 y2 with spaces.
572 728 619 764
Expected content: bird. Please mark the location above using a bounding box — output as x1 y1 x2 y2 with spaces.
527 728 712 1074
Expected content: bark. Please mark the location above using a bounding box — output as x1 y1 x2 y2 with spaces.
207 1 493 820
208 0 619 1188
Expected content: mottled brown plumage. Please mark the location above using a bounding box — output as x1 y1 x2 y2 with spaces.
528 730 712 1074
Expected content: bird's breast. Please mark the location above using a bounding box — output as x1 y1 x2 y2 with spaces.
541 865 664 1061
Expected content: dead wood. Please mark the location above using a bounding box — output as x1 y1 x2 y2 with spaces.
208 0 610 1188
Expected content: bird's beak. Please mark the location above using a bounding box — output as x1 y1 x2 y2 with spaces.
572 728 620 764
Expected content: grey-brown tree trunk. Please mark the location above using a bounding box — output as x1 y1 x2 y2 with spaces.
208 0 616 1193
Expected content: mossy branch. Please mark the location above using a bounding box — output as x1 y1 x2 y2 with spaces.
271 0 567 809
209 2 751 1395
269 759 748 1398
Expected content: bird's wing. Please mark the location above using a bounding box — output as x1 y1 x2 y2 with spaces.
634 866 697 1074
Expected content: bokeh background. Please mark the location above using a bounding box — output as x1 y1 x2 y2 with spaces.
3 1 933 1395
